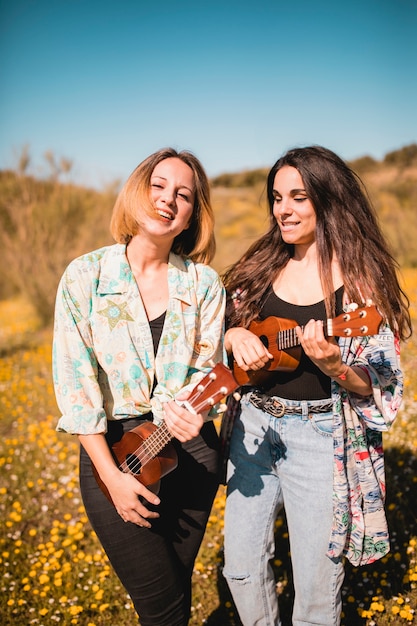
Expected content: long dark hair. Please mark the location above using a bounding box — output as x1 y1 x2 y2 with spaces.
222 145 411 340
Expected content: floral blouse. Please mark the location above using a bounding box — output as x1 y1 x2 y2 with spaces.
53 244 226 434
328 324 403 566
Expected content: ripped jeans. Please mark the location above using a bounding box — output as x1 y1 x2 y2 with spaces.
223 393 344 626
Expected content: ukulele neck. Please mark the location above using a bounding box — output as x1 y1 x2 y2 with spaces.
277 321 332 350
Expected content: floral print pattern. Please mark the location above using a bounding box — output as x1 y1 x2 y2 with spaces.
53 244 226 433
328 325 403 565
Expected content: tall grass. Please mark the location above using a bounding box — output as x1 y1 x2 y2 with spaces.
0 274 416 626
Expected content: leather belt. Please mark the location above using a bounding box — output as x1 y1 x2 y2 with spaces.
249 391 333 418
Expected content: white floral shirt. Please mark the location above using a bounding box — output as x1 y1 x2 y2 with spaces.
328 325 403 565
53 244 226 434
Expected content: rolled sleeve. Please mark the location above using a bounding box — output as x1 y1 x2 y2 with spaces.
340 325 403 431
53 264 108 435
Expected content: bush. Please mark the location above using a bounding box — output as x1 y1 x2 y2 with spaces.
0 170 116 324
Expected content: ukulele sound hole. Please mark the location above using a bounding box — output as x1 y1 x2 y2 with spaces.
126 453 142 475
259 334 269 349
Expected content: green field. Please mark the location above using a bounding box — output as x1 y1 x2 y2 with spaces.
1 269 416 625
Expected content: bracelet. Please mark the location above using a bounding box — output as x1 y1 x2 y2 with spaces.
336 364 349 381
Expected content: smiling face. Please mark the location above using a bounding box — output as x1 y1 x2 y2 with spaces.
149 157 196 233
272 165 317 246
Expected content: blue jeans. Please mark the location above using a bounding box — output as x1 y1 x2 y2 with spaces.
223 393 345 626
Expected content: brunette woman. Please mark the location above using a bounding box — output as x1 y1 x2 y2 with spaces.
222 145 411 626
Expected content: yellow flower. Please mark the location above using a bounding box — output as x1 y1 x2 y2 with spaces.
39 573 50 585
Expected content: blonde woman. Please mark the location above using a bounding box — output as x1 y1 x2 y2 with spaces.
53 148 225 625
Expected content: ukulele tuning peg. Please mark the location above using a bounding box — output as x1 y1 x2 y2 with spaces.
220 386 228 394
197 384 204 392
343 313 351 321
360 325 368 333
359 310 367 318
217 404 227 413
343 328 352 336
209 372 217 380
233 392 242 401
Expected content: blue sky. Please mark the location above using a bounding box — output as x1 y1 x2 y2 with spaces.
1 0 416 188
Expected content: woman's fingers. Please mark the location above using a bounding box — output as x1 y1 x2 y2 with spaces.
163 399 203 442
110 474 160 527
232 332 273 370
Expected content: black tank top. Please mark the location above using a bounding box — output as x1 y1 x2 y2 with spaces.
149 311 166 393
149 311 166 355
257 286 345 400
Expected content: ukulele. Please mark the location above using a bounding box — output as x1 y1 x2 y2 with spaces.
93 363 239 504
233 304 383 386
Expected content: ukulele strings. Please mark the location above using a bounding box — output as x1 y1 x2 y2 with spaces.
118 422 173 475
118 371 233 476
277 327 300 350
118 378 216 476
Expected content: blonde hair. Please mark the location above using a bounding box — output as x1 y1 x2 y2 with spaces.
110 148 215 264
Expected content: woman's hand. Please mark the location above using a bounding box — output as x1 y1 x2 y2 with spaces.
163 392 204 442
105 470 161 527
296 319 372 395
225 327 273 371
79 433 160 528
296 319 342 376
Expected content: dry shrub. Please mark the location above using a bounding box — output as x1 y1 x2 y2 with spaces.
0 170 116 324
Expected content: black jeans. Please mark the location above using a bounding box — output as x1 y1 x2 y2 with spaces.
79 417 220 626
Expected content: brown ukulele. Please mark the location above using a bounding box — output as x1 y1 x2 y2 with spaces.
93 363 239 504
233 304 383 386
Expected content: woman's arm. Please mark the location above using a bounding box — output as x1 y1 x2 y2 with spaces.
55 262 160 526
340 326 404 431
225 326 273 372
53 264 108 434
296 319 373 396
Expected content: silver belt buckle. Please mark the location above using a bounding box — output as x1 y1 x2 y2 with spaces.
272 399 285 418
